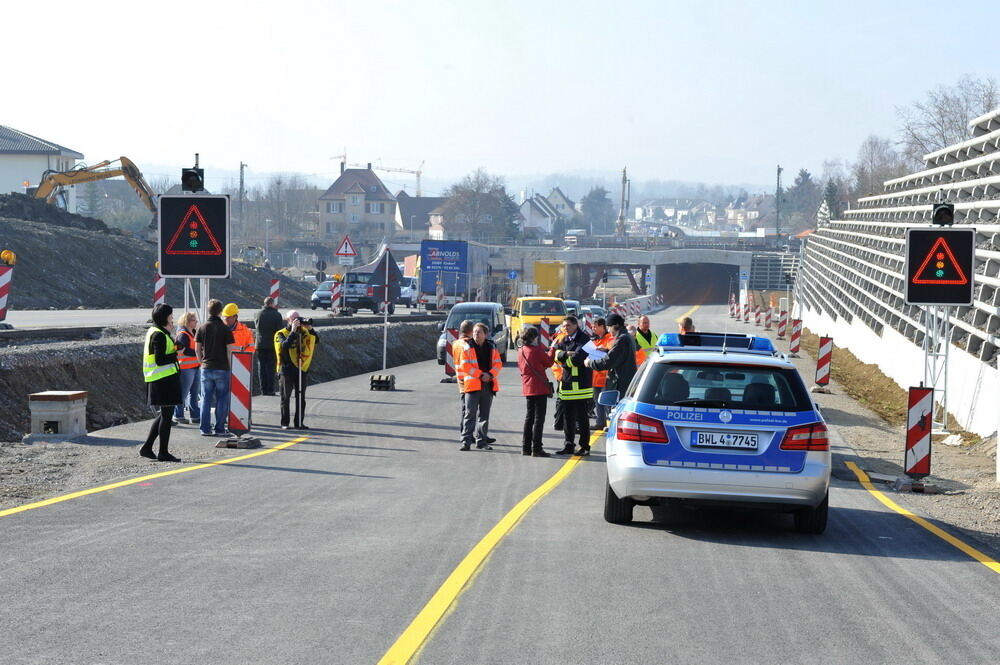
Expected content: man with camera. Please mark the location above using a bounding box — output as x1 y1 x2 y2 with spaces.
274 310 318 430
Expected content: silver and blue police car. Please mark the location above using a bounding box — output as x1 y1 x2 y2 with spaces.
598 332 830 533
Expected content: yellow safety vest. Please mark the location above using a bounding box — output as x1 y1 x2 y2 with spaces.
635 329 657 366
143 327 179 383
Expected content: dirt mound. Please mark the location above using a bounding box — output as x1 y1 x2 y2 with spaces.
0 215 315 310
0 193 115 234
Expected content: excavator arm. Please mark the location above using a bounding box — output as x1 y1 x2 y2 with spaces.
35 156 158 215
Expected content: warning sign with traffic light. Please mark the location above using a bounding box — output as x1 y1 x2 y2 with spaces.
158 195 230 278
905 228 975 306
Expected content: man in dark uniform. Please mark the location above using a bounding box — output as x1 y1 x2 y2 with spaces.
586 312 637 398
551 315 594 456
254 296 284 395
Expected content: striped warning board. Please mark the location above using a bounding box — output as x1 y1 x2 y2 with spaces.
754 304 761 327
777 310 788 339
789 319 802 355
539 317 553 348
228 351 254 435
270 278 280 304
743 302 750 323
153 273 166 307
0 266 11 322
815 336 833 386
905 386 933 478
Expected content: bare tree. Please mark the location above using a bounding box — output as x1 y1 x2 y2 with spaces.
852 135 907 197
440 169 519 240
897 75 999 167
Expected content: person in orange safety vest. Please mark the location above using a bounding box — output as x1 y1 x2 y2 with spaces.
456 322 502 451
222 303 256 353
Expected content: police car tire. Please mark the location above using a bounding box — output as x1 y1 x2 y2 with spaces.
793 492 828 534
604 477 633 524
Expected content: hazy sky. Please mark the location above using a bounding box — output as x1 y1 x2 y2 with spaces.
6 0 999 191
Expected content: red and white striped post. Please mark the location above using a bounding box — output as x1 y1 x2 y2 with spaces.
583 311 594 336
153 273 166 307
330 281 343 314
789 319 802 356
814 335 833 392
743 301 749 323
754 304 762 327
444 328 459 378
222 351 259 447
905 386 933 479
0 265 12 323
269 278 280 304
764 306 773 330
539 317 553 348
777 310 788 339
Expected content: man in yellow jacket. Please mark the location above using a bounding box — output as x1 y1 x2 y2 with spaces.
456 322 502 451
634 315 657 368
274 310 318 430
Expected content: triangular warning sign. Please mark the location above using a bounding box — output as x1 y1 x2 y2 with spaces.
335 235 357 257
165 205 223 255
912 236 969 285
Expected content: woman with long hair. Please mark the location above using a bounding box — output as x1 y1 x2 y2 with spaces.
516 326 553 457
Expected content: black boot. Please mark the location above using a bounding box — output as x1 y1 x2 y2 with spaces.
139 446 156 460
532 448 552 457
576 445 591 456
554 443 575 455
157 452 181 462
522 446 532 456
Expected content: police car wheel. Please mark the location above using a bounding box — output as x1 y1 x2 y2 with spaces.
604 477 633 524
793 491 828 534
311 304 317 310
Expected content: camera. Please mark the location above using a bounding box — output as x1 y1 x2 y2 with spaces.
299 317 314 326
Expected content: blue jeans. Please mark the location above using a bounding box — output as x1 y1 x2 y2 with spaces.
200 368 230 434
174 368 200 420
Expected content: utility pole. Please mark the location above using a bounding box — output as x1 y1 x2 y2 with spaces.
775 165 783 242
238 162 247 244
616 167 629 238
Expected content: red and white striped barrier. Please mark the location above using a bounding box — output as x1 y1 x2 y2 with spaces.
539 317 553 348
754 304 761 327
153 273 166 307
905 386 933 478
743 302 749 323
777 310 788 339
444 328 459 376
789 319 801 356
583 311 594 336
330 281 343 312
815 336 833 388
435 283 444 310
0 266 12 322
269 278 280 304
227 351 254 435
764 306 773 330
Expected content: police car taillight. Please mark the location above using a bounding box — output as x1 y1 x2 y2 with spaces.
779 423 829 451
617 412 669 443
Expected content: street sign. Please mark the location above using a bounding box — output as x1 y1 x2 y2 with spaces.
158 195 230 278
335 235 357 257
739 270 749 281
340 256 355 266
905 228 975 306
507 270 518 280
316 259 327 271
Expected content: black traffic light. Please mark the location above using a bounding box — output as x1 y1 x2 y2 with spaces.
602 272 609 283
932 202 955 226
181 167 205 192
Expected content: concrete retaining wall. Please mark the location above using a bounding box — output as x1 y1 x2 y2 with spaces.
0 322 441 442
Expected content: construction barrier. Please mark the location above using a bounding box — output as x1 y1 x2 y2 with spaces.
227 351 254 435
435 283 444 310
743 302 750 323
444 328 459 376
583 311 594 336
777 310 788 339
764 306 772 330
905 386 933 478
789 319 802 356
270 279 280 304
330 281 343 313
815 336 833 386
539 317 553 348
754 304 761 327
153 273 166 307
0 265 11 322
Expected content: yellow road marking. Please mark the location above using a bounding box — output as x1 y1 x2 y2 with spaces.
0 436 309 519
376 431 604 665
845 461 1000 575
674 304 700 323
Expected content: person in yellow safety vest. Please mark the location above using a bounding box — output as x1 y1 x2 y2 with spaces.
222 303 256 353
139 303 182 463
634 314 657 368
456 322 502 451
551 315 594 456
172 311 201 425
274 310 318 430
549 320 570 431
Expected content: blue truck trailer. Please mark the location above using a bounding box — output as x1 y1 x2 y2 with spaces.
417 240 490 310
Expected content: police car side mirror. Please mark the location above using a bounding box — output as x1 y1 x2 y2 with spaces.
597 390 619 407
814 402 821 412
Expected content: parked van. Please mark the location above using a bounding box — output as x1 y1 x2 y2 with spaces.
507 296 568 344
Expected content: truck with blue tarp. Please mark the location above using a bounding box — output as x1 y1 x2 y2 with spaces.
417 240 490 310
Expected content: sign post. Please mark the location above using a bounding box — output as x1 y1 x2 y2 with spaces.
335 235 358 268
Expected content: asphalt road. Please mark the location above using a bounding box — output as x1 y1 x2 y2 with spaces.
2 305 999 664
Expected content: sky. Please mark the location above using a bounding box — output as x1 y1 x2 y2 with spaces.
5 0 999 194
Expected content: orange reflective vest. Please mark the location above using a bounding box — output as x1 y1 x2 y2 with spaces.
592 332 613 388
634 328 657 367
176 329 200 370
452 336 469 388
456 340 502 393
550 330 568 380
232 322 256 353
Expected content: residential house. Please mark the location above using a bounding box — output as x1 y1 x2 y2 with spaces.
317 163 396 243
0 125 83 211
394 190 447 241
519 195 559 236
546 187 578 221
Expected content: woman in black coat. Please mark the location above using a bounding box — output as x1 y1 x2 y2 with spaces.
140 303 183 462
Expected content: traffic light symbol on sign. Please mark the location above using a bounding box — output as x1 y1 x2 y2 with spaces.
912 237 969 285
165 205 223 256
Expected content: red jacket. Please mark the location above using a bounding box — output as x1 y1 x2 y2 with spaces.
518 343 552 397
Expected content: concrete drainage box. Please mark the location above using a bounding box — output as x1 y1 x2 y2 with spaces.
24 390 88 444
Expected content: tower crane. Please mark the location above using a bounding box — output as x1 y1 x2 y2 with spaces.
349 160 425 196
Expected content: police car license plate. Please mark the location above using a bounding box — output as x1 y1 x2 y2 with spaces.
691 431 759 449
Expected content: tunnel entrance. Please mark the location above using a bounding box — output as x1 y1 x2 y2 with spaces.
656 263 739 305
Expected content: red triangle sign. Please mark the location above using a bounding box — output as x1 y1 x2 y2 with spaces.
335 235 357 257
912 236 969 285
165 205 223 255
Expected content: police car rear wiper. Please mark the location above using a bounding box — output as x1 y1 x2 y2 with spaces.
671 399 728 407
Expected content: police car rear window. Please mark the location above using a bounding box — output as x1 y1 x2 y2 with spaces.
638 362 813 412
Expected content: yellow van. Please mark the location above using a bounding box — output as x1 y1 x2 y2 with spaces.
507 297 568 343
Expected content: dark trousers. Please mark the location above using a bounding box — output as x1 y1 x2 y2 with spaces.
280 368 308 427
141 406 174 456
461 387 494 446
523 395 548 452
553 396 564 430
563 399 591 449
258 352 277 394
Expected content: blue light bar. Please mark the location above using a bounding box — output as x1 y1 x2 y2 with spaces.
656 332 776 355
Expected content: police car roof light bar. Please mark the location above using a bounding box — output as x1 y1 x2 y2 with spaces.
656 332 776 356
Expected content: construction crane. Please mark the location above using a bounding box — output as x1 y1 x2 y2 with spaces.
349 160 425 196
34 156 158 224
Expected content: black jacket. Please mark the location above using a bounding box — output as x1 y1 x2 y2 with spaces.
553 328 593 397
589 327 637 395
255 306 284 354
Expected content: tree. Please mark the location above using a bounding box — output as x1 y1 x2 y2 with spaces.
897 75 999 167
786 169 822 219
852 135 907 197
580 186 614 234
652 206 666 221
816 199 831 227
823 179 841 219
440 169 518 241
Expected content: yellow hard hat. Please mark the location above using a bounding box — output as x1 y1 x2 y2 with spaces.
222 303 240 317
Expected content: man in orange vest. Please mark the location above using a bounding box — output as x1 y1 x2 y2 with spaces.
591 317 614 429
223 303 256 353
457 322 502 451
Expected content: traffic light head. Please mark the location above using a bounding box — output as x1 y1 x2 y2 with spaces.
181 167 205 193
932 202 955 227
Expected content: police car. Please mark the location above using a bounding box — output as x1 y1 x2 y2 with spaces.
598 332 830 533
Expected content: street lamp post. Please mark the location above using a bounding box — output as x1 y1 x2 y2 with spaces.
264 218 271 263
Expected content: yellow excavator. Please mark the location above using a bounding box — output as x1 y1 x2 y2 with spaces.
33 156 158 226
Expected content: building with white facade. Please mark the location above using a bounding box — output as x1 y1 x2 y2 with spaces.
0 125 83 211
